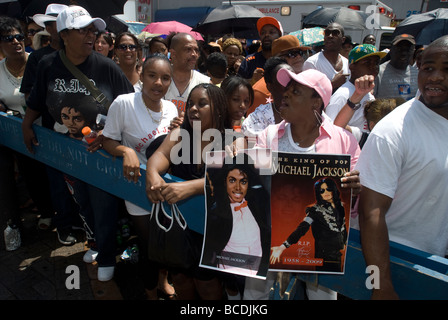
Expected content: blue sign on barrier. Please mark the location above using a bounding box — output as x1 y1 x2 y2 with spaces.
3 112 448 299
0 112 206 234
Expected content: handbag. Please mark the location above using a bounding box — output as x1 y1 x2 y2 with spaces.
59 50 111 110
147 201 201 269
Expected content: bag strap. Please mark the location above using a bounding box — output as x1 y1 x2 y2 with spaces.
59 50 111 110
172 203 187 230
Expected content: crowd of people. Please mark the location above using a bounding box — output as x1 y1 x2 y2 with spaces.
1 3 448 301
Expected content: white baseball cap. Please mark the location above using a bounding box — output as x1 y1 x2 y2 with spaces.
33 4 68 28
56 6 106 33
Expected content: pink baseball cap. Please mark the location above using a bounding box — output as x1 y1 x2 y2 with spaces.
277 68 333 108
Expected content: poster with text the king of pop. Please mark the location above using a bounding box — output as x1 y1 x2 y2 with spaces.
269 152 352 274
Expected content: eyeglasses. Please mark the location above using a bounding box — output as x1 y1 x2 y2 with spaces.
280 50 309 59
75 27 99 36
324 29 342 37
117 44 137 51
0 34 25 42
320 188 333 194
27 28 44 36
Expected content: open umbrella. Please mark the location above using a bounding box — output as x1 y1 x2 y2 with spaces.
289 27 325 47
102 16 128 35
302 7 368 30
392 8 448 45
20 0 126 19
142 21 203 41
193 4 265 39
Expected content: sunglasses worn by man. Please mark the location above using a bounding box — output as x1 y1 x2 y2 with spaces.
75 27 99 36
324 29 342 37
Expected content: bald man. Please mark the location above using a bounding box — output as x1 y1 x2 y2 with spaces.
164 32 210 114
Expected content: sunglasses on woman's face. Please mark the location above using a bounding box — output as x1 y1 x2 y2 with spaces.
280 50 309 59
1 34 25 42
27 28 43 36
117 44 137 51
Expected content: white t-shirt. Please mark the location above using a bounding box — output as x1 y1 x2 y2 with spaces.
326 81 374 141
164 70 210 114
0 56 42 125
374 61 419 101
242 103 275 137
303 51 350 82
103 92 178 215
0 58 27 116
355 98 448 256
277 122 317 154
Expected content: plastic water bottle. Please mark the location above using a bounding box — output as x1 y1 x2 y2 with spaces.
4 220 21 251
96 114 107 130
82 126 98 144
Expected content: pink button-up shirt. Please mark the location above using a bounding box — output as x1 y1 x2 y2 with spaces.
254 117 361 171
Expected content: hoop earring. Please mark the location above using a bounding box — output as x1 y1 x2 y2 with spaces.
313 109 323 127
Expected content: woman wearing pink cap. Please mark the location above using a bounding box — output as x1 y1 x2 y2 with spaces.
245 68 361 300
257 68 361 166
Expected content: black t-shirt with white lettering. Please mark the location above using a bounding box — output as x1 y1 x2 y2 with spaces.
27 50 134 130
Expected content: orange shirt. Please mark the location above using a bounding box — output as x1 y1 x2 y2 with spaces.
247 78 272 116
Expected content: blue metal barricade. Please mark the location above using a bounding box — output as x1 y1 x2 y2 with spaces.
2 112 448 299
271 228 448 300
0 112 205 234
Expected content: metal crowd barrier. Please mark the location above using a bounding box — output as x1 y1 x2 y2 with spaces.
2 112 448 300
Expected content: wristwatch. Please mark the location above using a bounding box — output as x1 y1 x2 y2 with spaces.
347 98 362 110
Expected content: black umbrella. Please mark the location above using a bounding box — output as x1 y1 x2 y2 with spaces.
102 16 128 35
392 8 448 45
193 4 265 39
21 0 126 20
302 7 368 30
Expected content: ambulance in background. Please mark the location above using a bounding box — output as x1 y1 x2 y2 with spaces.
223 0 396 50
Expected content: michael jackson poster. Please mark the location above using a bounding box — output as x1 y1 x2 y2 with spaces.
269 152 352 274
200 149 272 279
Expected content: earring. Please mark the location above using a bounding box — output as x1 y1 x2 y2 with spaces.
313 109 323 127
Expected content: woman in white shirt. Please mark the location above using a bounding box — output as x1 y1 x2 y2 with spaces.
102 53 178 299
0 16 54 232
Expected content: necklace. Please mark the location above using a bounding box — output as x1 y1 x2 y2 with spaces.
5 59 26 78
175 70 192 98
142 95 163 124
272 102 281 114
292 125 318 146
2 61 21 87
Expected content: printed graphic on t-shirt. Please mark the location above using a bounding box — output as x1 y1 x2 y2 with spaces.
170 98 187 113
134 126 169 153
398 84 411 96
47 77 106 132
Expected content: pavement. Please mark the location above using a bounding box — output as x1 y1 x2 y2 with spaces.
0 207 147 300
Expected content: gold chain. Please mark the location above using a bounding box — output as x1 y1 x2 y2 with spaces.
142 95 163 124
